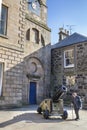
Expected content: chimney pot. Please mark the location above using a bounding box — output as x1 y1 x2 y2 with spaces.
58 27 69 41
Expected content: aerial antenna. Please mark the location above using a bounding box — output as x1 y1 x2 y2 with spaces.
66 25 76 35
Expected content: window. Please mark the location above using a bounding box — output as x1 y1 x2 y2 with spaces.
26 29 30 41
64 49 74 68
41 34 45 46
32 28 39 43
0 63 3 96
0 5 8 35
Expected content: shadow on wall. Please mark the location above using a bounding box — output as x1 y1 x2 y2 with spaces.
0 44 51 108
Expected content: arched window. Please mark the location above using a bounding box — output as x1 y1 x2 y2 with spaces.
32 28 39 44
41 34 45 46
26 29 30 41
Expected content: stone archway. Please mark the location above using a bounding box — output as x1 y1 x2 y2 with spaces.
23 57 45 104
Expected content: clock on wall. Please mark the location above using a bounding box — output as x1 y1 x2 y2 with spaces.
28 0 40 15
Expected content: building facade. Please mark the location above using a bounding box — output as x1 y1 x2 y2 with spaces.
0 0 51 108
51 29 87 108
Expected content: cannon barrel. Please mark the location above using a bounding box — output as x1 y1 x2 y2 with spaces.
52 85 67 102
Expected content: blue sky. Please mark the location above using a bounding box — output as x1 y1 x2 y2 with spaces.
47 0 87 44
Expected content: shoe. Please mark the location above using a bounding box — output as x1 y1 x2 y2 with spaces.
75 118 80 121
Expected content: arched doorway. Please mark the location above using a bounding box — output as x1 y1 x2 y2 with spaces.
24 57 44 104
29 82 37 104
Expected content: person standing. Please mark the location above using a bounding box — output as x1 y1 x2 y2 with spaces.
71 92 82 121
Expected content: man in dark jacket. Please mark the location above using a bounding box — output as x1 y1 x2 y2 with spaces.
72 92 82 120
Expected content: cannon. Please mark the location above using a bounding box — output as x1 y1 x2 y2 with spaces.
52 85 67 102
37 85 68 119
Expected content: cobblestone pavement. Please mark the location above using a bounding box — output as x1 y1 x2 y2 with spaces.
0 105 87 130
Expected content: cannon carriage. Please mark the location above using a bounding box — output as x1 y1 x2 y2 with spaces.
37 85 68 119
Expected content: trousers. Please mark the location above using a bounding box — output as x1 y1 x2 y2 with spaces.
74 109 79 119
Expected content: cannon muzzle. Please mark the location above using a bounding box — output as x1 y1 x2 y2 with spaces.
52 85 67 102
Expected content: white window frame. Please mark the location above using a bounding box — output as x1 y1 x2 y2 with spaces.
0 62 3 96
64 49 74 68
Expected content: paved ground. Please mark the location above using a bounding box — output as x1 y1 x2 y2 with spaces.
0 105 87 130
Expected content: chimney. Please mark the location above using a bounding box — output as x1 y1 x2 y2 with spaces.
59 28 69 41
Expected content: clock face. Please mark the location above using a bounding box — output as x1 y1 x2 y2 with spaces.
28 0 40 15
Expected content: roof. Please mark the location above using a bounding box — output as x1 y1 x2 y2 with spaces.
52 32 87 49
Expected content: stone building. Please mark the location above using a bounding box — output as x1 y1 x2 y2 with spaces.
0 0 51 108
51 28 87 108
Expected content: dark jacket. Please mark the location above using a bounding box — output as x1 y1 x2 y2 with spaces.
72 96 82 110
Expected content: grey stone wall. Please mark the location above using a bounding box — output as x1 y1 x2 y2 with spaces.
51 42 87 108
23 44 51 104
51 48 63 96
76 43 87 108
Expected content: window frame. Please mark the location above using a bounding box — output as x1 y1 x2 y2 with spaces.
0 4 8 36
0 62 4 96
64 49 74 68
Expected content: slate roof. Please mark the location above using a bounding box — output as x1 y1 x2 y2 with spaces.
52 32 87 49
